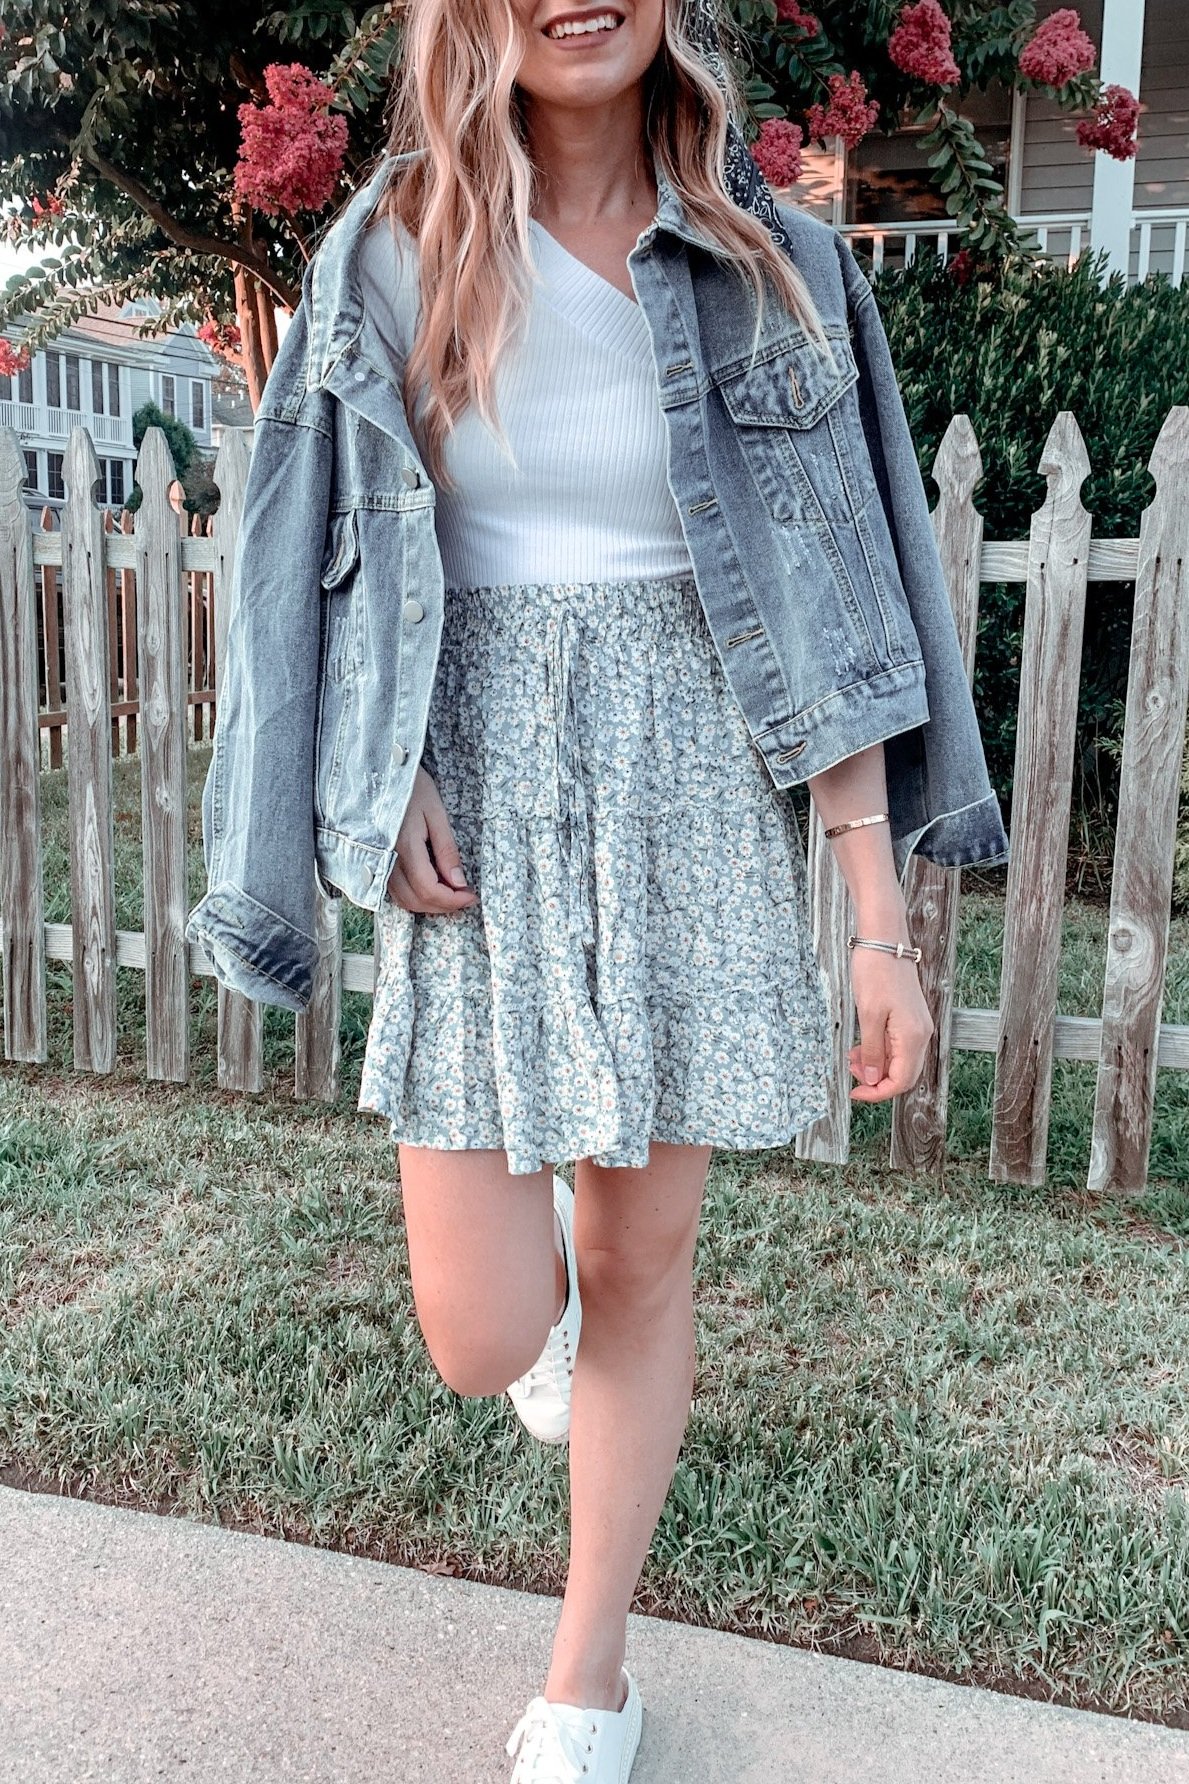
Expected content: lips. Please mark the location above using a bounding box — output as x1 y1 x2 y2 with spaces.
541 8 626 40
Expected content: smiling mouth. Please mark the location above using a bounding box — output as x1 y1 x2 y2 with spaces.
542 12 625 41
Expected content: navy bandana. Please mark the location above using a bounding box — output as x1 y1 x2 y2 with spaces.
681 0 795 255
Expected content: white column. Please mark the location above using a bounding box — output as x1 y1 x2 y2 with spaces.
1089 0 1145 278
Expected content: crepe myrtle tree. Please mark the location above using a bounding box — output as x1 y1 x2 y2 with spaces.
0 3 401 407
734 1 1140 262
0 3 1140 405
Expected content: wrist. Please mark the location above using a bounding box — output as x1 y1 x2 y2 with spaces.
852 900 912 946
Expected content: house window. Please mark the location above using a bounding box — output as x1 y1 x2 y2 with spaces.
160 373 176 417
65 352 80 411
191 380 206 431
108 362 121 417
845 81 1014 226
46 452 65 501
4 362 34 404
108 459 127 507
92 358 105 413
45 352 61 408
23 450 39 491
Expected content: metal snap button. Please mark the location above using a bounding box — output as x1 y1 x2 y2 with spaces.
403 598 424 623
393 742 408 766
402 466 419 488
360 865 373 890
353 369 367 383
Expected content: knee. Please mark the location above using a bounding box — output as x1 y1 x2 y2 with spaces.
421 1320 551 1400
578 1231 696 1319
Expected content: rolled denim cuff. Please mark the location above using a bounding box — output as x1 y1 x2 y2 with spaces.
184 883 320 1013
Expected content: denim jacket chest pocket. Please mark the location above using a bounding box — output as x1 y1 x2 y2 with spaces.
712 329 877 528
320 508 363 683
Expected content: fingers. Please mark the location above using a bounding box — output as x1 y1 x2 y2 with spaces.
390 831 478 913
847 1009 934 1101
423 799 471 893
389 778 478 913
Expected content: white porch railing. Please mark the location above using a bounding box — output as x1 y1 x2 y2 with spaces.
0 400 38 435
839 209 1189 288
1 403 133 448
38 407 132 447
1132 211 1189 286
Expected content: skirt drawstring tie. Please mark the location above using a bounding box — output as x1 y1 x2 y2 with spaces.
546 603 597 951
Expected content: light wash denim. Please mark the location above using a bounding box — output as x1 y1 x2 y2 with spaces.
185 147 1009 1013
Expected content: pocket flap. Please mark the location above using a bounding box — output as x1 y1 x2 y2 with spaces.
321 508 360 590
715 333 858 430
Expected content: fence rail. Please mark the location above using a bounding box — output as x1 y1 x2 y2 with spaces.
2 416 1188 1192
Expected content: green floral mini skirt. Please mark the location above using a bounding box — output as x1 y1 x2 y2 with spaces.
357 571 834 1175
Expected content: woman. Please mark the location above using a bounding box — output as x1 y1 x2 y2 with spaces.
187 0 1008 1776
359 1 921 1777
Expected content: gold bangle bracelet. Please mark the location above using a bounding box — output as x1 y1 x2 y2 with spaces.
824 811 890 839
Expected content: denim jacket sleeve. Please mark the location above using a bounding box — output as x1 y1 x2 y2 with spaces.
183 278 333 1012
830 229 1010 882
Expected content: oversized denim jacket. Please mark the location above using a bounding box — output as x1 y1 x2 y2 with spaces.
185 148 1009 1014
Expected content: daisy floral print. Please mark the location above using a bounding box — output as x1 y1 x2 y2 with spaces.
357 571 834 1174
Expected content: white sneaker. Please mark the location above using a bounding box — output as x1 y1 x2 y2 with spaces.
506 1173 581 1445
506 1667 642 1783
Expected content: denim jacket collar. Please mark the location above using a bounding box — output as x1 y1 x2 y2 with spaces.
305 145 720 394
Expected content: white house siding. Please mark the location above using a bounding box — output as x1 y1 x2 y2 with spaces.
1135 0 1189 209
0 305 219 510
1018 0 1102 220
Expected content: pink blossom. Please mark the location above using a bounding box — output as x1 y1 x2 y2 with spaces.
805 71 881 149
887 1 961 87
198 317 244 357
1018 9 1097 88
1076 83 1141 160
235 63 349 216
751 118 804 188
0 339 31 378
775 0 821 33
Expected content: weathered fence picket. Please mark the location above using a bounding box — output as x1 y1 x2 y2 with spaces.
1090 409 1189 1192
2 415 1188 1191
990 413 1093 1186
61 426 117 1075
0 431 46 1063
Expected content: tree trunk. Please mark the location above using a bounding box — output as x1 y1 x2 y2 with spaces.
234 266 275 410
256 275 280 368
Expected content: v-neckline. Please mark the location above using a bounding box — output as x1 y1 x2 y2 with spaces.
528 218 641 312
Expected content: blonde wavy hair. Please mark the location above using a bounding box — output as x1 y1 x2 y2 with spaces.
373 0 829 489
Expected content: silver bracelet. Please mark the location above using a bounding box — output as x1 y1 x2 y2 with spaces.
848 934 923 964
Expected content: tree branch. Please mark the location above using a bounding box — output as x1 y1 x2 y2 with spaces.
83 144 300 310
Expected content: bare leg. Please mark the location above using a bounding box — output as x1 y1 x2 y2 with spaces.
544 1141 711 1710
396 1144 563 1395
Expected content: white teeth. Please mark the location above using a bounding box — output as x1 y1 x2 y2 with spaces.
545 13 621 38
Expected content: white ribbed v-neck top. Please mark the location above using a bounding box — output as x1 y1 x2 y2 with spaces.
356 215 694 586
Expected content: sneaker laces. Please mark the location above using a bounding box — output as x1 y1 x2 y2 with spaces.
505 1695 597 1781
514 1321 571 1398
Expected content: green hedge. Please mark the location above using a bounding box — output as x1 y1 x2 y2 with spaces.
864 248 1189 881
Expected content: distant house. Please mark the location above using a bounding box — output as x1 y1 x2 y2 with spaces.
210 365 256 450
795 0 1187 286
0 296 221 511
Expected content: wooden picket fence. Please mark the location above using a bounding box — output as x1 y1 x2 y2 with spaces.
26 498 217 773
1 414 1187 1193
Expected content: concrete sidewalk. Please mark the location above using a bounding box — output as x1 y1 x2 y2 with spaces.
2 1484 1186 1784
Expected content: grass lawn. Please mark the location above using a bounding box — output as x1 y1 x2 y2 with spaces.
2 743 1188 1725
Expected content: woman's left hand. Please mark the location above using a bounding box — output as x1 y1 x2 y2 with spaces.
846 946 935 1102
